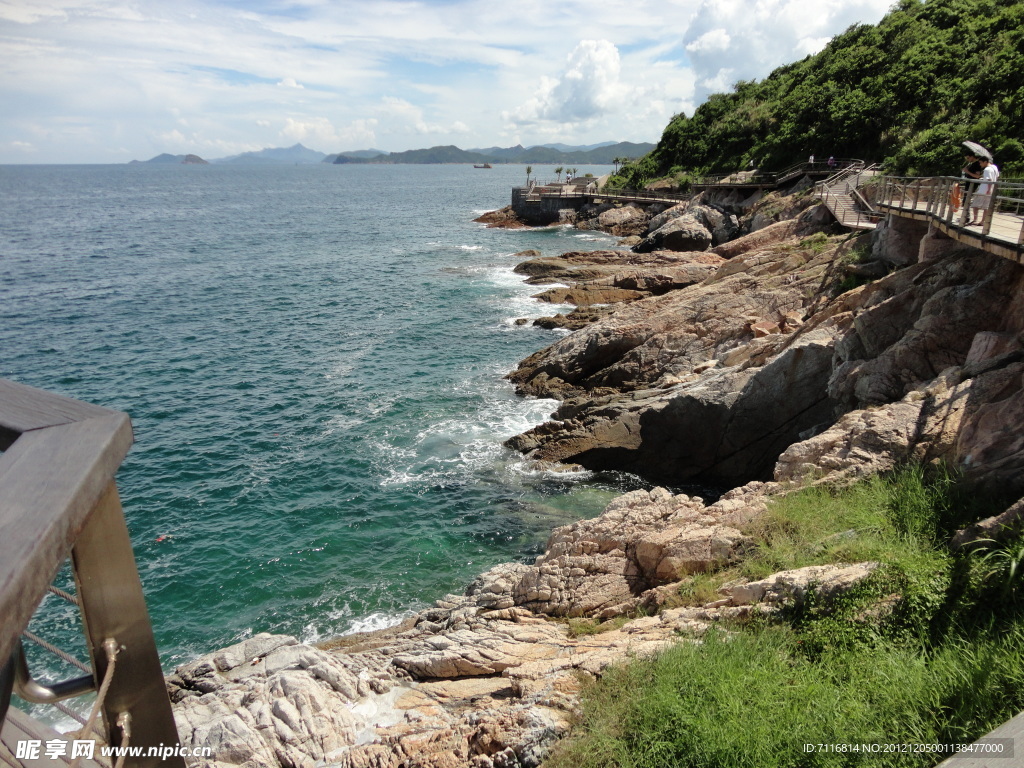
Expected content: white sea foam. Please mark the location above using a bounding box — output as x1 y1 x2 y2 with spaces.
344 611 412 635
378 388 559 487
300 608 412 645
319 412 364 436
507 454 594 480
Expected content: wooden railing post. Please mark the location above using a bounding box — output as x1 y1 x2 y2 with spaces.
1 379 184 766
72 483 184 768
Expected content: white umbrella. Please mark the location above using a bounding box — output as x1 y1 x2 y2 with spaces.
962 141 993 161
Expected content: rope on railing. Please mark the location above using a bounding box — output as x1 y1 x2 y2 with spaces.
22 630 92 675
111 713 131 768
52 698 107 739
47 585 80 607
68 639 119 768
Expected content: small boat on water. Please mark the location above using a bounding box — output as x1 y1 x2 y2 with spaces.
473 163 492 169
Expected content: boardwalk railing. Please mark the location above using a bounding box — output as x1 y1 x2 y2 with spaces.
875 175 1024 256
0 379 182 768
514 185 691 205
692 159 865 189
814 163 882 230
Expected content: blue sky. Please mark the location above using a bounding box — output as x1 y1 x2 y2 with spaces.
0 0 893 163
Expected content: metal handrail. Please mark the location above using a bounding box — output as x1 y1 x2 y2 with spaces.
514 186 691 204
692 158 866 188
0 379 183 768
812 163 882 230
873 175 1024 254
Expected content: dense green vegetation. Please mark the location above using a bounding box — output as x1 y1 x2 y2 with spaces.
619 0 1024 186
546 467 1024 767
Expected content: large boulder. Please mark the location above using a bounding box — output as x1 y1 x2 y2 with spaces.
595 205 648 236
507 329 839 485
467 487 765 618
508 219 843 399
646 203 688 234
635 215 712 253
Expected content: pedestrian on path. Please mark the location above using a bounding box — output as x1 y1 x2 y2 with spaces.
968 157 999 226
956 153 982 221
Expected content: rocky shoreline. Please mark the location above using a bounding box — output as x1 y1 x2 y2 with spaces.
171 185 1024 768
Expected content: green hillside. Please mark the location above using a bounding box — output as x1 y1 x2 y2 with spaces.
620 0 1023 186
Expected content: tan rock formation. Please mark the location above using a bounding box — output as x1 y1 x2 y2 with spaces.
171 486 775 768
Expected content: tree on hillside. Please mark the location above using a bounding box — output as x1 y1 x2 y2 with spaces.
619 0 1024 186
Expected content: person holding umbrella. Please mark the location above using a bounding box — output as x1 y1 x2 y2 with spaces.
962 141 992 225
969 155 1000 226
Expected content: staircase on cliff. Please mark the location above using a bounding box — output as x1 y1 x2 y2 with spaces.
814 163 882 230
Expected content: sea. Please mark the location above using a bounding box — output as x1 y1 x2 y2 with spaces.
0 162 650 700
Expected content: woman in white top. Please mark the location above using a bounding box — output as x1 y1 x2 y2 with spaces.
968 158 1000 225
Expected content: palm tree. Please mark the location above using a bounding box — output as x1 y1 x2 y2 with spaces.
526 165 533 187
554 166 564 182
613 157 623 173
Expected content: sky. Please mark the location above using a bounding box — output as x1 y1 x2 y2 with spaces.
0 0 894 164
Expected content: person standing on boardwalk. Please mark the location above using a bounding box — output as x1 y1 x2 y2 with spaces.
827 156 836 170
957 153 982 221
968 157 1000 226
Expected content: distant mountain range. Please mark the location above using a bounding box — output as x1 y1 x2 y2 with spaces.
329 142 654 165
132 141 654 166
214 144 329 164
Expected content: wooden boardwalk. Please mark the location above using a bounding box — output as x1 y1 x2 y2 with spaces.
520 186 688 206
1 708 106 768
873 175 1024 262
934 710 1023 766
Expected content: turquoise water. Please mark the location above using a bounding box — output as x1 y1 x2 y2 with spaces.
0 162 647 673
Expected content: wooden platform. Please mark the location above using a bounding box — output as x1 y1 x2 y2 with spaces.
1 708 105 768
935 710 1023 766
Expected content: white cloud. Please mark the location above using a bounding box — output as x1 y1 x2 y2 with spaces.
682 0 892 103
154 128 188 146
700 68 736 93
795 36 832 57
506 40 624 126
0 0 894 162
377 97 468 136
280 116 378 148
686 29 730 54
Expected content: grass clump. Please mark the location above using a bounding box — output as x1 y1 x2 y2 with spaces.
799 232 832 255
547 466 1024 768
547 626 1024 768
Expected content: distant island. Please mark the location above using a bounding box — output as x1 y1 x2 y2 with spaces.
130 153 208 165
130 141 654 166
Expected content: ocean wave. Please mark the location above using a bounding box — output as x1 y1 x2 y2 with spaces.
507 455 594 480
300 607 412 646
376 390 559 488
